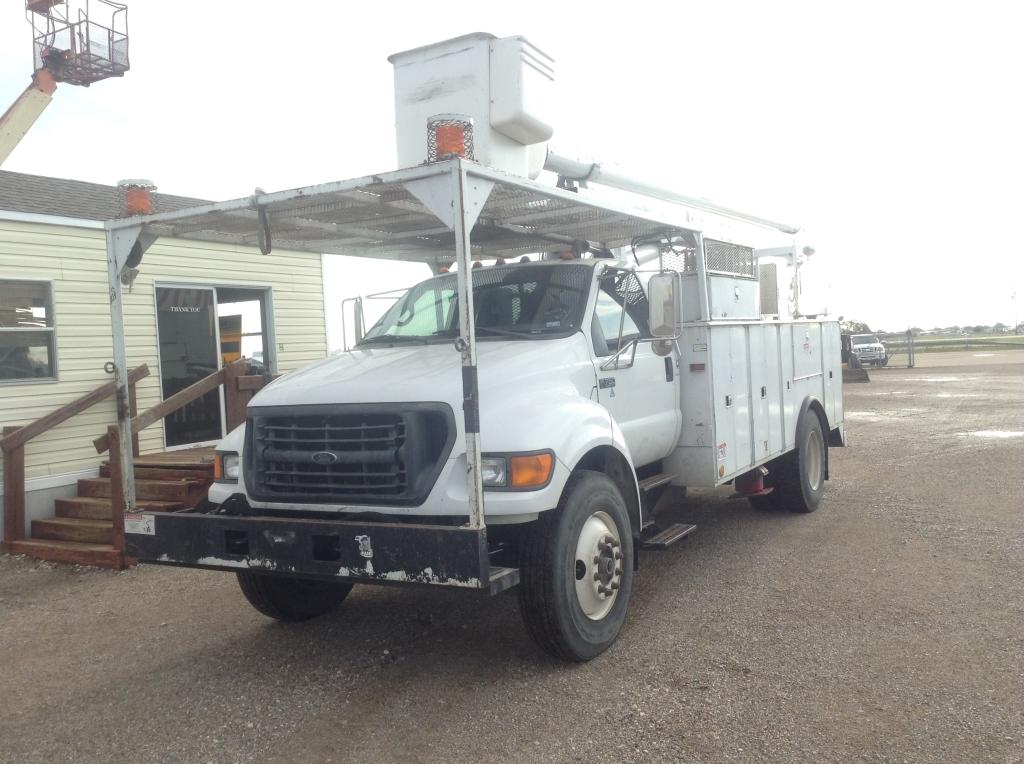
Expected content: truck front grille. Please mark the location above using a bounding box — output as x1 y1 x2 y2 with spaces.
244 404 455 506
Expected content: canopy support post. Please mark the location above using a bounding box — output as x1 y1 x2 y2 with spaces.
104 225 149 513
449 163 493 531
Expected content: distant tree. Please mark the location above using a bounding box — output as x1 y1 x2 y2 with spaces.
840 319 871 334
910 327 922 336
993 322 1007 331
972 325 989 334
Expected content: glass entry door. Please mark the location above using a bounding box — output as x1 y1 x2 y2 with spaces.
155 286 223 447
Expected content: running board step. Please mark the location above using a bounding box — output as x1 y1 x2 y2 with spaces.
639 523 697 550
638 473 674 493
487 566 520 595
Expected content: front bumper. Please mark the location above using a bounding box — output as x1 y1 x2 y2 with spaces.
853 350 885 362
126 511 519 594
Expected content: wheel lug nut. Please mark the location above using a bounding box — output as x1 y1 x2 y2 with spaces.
614 551 623 560
593 555 601 565
610 581 620 591
614 568 622 576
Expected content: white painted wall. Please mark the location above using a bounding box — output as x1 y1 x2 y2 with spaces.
0 218 328 493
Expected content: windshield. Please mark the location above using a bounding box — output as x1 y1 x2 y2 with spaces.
359 264 591 345
852 335 881 345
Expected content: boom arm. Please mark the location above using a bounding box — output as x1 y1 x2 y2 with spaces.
0 68 58 167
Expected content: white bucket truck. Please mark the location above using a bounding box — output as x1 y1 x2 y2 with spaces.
113 34 845 661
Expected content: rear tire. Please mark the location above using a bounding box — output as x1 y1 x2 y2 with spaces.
749 410 826 513
237 572 353 621
518 470 634 662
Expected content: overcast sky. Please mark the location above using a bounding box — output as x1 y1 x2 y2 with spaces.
2 1 1021 338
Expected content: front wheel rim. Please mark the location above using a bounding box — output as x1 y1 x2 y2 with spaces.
806 427 824 491
574 510 623 621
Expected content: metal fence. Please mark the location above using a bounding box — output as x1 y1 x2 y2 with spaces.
879 331 917 368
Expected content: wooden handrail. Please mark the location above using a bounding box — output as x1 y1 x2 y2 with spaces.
2 363 148 548
93 358 253 454
0 364 150 453
2 358 268 551
2 425 25 545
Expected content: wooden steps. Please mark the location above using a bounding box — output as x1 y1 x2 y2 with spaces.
78 476 206 505
99 465 211 481
55 496 183 519
5 539 126 568
34 517 114 545
7 447 215 570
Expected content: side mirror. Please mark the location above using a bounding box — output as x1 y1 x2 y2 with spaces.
648 272 679 338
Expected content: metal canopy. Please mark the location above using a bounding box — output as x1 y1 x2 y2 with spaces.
105 159 715 262
102 157 781 529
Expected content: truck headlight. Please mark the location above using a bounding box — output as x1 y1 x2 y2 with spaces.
215 452 240 482
480 451 555 490
480 456 508 487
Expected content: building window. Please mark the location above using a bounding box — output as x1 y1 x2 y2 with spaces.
0 280 57 382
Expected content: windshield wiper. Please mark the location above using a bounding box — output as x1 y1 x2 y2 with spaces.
476 326 551 339
358 334 429 345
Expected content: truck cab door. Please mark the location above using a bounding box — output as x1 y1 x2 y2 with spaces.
590 269 681 467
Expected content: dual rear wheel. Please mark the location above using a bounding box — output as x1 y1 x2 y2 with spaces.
750 411 827 513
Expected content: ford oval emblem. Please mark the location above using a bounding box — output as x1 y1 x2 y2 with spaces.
312 451 339 466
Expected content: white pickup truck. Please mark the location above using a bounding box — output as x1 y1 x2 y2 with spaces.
115 33 844 661
850 333 888 366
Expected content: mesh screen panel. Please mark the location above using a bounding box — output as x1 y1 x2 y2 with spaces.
704 239 756 278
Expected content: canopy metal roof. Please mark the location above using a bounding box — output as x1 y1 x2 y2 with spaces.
104 159 735 263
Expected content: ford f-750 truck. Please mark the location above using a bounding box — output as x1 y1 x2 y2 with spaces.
106 33 845 661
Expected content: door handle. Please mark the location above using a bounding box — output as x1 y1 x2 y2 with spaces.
664 357 674 382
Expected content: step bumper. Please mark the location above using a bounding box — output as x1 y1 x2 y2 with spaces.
126 512 517 594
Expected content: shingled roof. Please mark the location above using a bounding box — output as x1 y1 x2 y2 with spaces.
0 170 209 221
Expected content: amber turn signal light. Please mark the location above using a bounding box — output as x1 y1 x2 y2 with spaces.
509 453 554 489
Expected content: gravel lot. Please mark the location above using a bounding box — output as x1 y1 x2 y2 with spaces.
1 350 1021 763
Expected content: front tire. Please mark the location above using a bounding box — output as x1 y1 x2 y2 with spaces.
518 471 634 662
749 410 827 513
237 572 353 621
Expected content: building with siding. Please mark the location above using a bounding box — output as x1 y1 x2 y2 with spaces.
0 170 329 541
